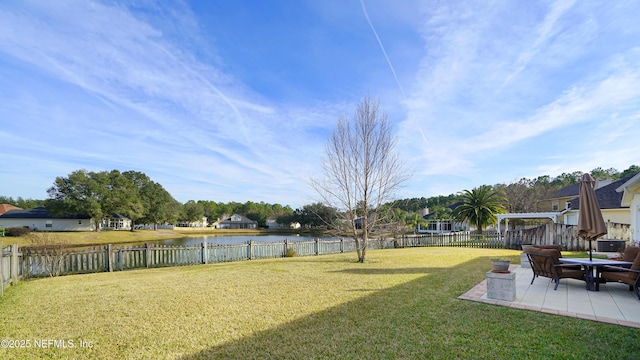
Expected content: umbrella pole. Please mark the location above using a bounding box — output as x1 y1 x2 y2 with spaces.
588 238 593 262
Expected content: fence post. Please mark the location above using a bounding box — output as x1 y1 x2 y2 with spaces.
145 243 150 268
340 238 344 253
0 241 3 294
315 238 319 256
284 239 288 258
11 243 19 285
202 240 208 264
248 240 253 260
107 244 113 272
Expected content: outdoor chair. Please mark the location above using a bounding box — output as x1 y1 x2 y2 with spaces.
525 248 586 290
598 247 640 300
531 244 581 271
620 246 640 262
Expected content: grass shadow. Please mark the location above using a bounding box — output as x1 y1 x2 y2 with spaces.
329 267 431 275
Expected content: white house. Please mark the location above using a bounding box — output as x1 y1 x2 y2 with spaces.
176 217 208 228
101 213 133 230
562 175 633 227
266 215 284 229
616 172 640 243
418 203 467 233
266 215 300 229
216 214 258 229
0 207 139 232
0 206 95 232
497 173 638 240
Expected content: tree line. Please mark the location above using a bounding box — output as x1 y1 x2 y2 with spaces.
1 170 296 230
391 165 639 219
184 200 293 227
383 165 639 239
2 165 638 232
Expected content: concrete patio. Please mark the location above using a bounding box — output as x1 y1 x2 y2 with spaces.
460 265 640 328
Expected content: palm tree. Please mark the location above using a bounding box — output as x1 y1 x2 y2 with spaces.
452 185 507 234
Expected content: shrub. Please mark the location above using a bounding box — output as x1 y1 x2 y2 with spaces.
285 247 297 257
8 227 31 237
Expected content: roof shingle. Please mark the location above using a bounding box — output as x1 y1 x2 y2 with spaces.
0 206 90 219
0 204 22 215
568 173 638 210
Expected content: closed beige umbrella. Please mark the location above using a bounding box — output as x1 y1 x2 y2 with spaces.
577 173 607 261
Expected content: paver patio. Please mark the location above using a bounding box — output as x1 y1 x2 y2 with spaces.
460 265 640 328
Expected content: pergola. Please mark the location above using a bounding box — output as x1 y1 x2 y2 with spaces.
496 212 564 234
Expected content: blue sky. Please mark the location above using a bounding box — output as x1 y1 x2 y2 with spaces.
1 0 639 209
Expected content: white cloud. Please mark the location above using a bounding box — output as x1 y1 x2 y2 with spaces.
1 0 639 205
0 1 337 205
396 1 640 195
501 0 578 88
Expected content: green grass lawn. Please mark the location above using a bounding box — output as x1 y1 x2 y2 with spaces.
1 247 637 359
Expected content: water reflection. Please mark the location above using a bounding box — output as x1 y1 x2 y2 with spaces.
157 234 338 246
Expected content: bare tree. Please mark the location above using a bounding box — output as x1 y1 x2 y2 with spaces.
25 233 68 277
311 96 410 262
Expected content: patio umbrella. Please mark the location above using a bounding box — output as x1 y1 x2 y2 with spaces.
577 173 607 261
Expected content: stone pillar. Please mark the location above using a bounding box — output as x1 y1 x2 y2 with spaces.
486 271 516 301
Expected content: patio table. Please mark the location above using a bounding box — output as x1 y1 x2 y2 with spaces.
560 258 632 291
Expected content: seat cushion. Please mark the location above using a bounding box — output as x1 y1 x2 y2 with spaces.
601 271 631 283
622 246 640 262
558 268 584 280
601 252 640 284
629 252 640 281
528 248 561 275
533 245 562 252
541 248 561 265
532 245 575 264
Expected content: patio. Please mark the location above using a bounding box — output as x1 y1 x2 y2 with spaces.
460 265 640 328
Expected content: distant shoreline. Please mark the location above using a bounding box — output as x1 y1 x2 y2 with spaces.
3 228 332 247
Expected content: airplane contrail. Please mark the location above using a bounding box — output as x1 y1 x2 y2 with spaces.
360 0 407 99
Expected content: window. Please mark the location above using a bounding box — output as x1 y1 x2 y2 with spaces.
45 220 53 228
552 200 559 211
427 221 452 232
109 218 124 229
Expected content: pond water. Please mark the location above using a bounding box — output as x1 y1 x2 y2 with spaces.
156 234 339 247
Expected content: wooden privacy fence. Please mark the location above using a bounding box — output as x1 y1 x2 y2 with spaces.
503 223 590 250
398 231 503 249
502 223 631 250
503 224 587 250
606 222 631 241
